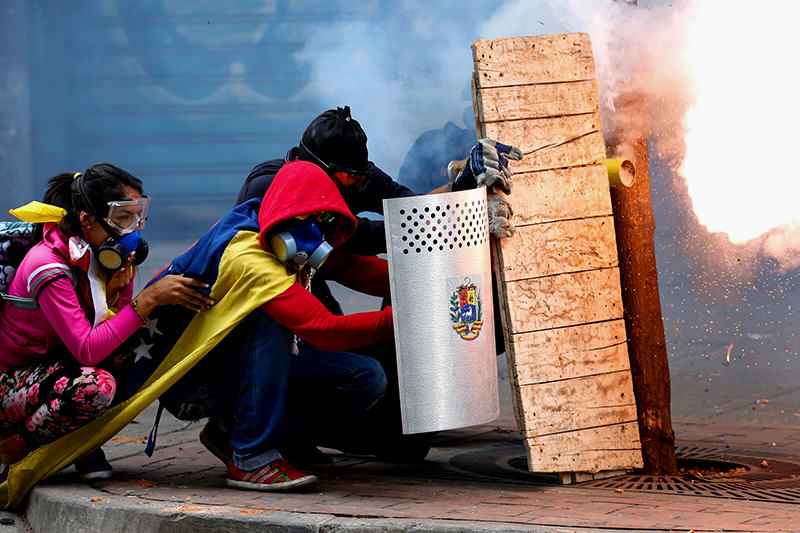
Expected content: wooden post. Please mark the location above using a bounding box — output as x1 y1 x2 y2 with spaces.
608 119 678 475
607 0 677 476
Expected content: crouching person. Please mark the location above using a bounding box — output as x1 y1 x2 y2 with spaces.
0 164 213 484
121 160 393 492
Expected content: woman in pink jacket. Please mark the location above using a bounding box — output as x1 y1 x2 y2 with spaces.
0 163 213 481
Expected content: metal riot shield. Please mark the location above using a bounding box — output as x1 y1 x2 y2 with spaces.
383 187 499 434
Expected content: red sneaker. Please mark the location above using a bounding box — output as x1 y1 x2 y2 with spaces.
226 458 318 492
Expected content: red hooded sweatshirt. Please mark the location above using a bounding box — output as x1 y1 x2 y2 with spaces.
257 160 392 351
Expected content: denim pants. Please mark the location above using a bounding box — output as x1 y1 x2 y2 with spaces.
161 309 387 470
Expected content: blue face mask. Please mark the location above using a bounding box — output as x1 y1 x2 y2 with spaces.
270 218 333 270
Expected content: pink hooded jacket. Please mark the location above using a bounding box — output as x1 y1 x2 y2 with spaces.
0 223 142 371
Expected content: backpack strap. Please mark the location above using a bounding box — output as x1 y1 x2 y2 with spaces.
0 292 39 310
0 262 75 310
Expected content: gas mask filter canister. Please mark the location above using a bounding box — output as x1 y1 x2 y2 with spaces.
270 217 334 270
97 229 149 271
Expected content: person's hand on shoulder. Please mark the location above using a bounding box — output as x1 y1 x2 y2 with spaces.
133 275 216 320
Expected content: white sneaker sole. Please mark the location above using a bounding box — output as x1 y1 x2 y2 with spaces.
79 470 113 481
226 474 318 492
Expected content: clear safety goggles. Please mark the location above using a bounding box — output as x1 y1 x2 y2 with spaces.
104 196 150 235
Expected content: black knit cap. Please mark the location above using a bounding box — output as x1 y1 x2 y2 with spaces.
297 106 369 175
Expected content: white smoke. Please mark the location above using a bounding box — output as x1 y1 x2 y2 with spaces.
295 0 800 271
481 0 800 271
482 0 689 155
294 10 492 177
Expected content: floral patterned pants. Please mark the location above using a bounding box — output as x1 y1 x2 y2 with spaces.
0 361 116 449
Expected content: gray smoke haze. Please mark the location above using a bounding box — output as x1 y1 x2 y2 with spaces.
293 1 688 174
293 3 573 180
293 1 689 199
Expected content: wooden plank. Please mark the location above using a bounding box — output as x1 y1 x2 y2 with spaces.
560 469 627 484
506 166 612 225
494 244 525 430
510 319 629 385
518 371 637 436
472 33 595 88
478 80 599 123
505 268 624 333
498 216 618 281
526 422 642 473
473 33 643 474
483 113 605 173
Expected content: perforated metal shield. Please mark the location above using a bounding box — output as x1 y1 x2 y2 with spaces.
383 187 499 434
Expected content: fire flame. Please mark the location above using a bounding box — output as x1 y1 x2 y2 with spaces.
679 1 800 243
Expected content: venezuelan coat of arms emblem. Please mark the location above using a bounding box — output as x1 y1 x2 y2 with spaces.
449 278 483 341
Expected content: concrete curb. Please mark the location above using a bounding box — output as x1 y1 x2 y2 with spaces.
26 484 637 533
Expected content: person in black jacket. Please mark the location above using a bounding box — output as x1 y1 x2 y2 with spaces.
232 106 429 465
210 106 520 466
238 107 414 266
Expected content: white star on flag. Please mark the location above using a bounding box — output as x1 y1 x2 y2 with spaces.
143 318 162 338
133 338 154 363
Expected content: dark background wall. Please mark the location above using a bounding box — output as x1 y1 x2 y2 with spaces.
0 0 505 239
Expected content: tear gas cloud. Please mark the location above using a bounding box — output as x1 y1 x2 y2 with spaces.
297 0 800 272
294 8 493 180
489 0 800 272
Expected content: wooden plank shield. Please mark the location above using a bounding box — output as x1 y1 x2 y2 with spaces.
471 33 643 474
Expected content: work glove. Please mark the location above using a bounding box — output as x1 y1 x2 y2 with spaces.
487 191 515 238
452 138 523 194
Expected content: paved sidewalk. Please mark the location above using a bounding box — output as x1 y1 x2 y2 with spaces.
17 403 800 533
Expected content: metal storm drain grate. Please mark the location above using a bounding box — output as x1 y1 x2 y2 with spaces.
580 445 800 504
365 438 800 505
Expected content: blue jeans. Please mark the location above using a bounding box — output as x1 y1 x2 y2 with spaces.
161 309 387 470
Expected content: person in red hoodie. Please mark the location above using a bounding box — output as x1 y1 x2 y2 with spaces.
123 159 394 492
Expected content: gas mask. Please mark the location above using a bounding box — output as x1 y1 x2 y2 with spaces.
96 197 151 270
97 229 149 271
270 213 336 270
75 174 151 271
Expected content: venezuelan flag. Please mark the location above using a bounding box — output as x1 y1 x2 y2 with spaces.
0 199 294 508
